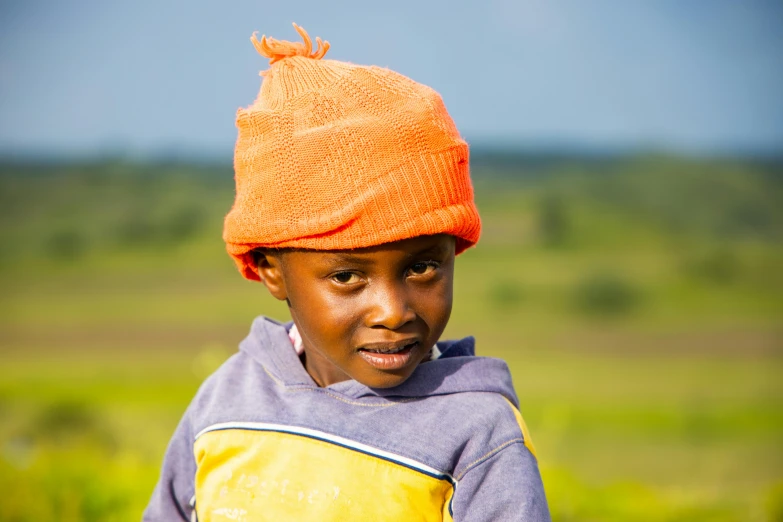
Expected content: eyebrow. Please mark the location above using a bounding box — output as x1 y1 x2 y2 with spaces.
323 253 375 265
404 242 451 259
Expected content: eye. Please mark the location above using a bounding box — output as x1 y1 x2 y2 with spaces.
331 271 359 284
408 261 438 277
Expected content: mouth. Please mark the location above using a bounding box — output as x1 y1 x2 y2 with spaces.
357 339 420 371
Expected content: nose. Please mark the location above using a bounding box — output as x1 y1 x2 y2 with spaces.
364 280 416 330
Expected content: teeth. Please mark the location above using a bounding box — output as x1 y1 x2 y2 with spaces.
363 342 415 354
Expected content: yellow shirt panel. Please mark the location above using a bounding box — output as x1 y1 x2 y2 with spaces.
194 425 455 522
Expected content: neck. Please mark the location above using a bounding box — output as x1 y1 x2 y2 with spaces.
302 349 351 387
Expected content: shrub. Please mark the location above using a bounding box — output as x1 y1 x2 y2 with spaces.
538 193 571 247
45 229 89 261
573 271 640 316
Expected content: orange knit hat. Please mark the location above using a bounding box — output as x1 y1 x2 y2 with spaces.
223 23 481 281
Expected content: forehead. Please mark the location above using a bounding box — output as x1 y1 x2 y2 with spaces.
282 234 455 268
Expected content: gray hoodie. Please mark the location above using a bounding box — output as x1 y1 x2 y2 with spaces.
143 316 550 521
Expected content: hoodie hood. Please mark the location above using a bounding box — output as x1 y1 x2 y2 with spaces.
239 316 520 407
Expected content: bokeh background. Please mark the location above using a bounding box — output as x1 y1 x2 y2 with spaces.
1 1 782 521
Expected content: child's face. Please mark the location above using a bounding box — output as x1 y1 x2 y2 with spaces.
258 235 455 388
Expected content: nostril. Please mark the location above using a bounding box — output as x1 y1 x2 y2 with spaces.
366 301 416 330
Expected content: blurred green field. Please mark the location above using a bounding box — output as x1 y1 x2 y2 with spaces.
0 155 781 521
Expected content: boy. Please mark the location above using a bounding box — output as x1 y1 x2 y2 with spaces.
144 24 549 521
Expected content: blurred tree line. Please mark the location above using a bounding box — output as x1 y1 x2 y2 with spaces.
1 152 780 261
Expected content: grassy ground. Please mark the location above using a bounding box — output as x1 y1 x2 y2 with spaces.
0 157 781 521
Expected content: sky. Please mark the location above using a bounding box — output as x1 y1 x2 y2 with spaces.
1 0 782 159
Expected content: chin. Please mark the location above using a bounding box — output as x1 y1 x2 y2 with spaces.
358 371 414 389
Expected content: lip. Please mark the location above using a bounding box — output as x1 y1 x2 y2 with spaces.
357 338 420 371
359 338 420 353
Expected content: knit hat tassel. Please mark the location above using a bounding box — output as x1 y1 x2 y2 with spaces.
251 23 330 67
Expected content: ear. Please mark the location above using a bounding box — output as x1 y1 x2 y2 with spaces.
256 251 288 301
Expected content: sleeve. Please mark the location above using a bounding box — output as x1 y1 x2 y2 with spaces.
142 407 197 522
451 442 551 522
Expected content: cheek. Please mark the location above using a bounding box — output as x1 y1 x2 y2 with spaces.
290 284 359 341
414 277 454 324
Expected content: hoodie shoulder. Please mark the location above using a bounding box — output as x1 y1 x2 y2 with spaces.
439 388 538 479
186 349 279 435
